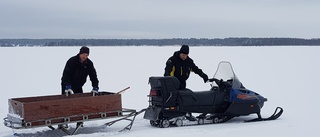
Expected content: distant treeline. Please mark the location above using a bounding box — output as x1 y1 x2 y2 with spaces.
1 38 320 47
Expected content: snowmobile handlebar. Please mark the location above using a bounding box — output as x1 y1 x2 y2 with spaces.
209 78 232 87
208 78 219 83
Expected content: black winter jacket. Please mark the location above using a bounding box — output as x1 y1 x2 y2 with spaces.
164 51 205 89
61 54 99 93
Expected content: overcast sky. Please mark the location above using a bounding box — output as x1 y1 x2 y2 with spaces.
1 0 319 39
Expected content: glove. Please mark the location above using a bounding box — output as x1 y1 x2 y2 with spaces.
65 85 74 96
201 73 209 83
91 87 99 94
209 78 219 82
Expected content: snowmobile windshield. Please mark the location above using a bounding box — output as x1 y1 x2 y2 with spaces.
212 61 243 89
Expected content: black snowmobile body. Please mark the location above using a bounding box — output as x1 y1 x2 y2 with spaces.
144 61 283 127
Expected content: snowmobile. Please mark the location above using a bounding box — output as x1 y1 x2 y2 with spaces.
143 61 283 128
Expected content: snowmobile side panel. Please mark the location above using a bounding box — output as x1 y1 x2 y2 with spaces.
224 102 261 116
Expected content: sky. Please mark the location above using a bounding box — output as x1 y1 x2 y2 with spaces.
1 0 320 39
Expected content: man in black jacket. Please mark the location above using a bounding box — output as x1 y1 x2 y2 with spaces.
164 45 209 121
164 45 208 90
61 46 99 95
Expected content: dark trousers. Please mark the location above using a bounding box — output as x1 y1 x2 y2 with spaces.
178 80 187 90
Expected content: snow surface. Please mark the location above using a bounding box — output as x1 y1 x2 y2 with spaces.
0 46 319 137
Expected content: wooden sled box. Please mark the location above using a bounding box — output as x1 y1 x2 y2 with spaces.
7 92 122 127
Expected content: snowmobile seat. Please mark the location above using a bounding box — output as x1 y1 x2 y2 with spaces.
149 76 180 90
194 90 216 105
178 89 215 106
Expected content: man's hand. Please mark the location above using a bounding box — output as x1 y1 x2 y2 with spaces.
91 87 99 96
65 85 74 96
201 73 209 83
208 78 219 82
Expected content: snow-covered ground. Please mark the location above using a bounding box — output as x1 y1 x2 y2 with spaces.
0 46 319 137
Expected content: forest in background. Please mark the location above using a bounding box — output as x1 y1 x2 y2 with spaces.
1 38 320 47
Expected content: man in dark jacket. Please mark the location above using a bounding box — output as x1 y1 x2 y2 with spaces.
61 46 99 95
164 45 209 90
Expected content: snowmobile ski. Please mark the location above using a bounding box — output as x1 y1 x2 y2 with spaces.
245 107 283 122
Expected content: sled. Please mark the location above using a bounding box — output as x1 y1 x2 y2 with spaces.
4 88 145 135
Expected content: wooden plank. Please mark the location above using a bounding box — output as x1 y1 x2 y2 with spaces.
8 92 122 122
116 87 130 94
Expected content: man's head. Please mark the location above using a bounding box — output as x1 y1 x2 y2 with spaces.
179 45 189 60
79 46 89 63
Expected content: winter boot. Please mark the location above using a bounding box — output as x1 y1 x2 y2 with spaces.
185 113 197 121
